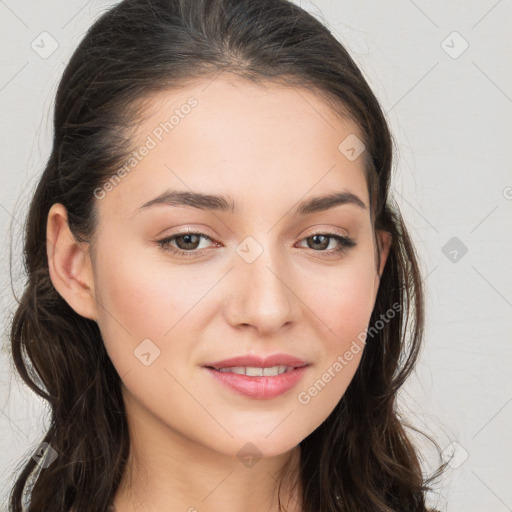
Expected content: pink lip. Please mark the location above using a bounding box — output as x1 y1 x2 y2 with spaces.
204 353 308 369
202 353 310 400
203 365 309 399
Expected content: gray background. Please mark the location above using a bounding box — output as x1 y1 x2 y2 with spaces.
0 1 511 510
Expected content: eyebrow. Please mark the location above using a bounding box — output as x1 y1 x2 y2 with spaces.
137 189 367 216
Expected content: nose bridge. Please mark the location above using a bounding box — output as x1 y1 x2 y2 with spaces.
227 233 296 332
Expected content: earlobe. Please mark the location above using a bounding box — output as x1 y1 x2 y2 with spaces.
46 203 98 321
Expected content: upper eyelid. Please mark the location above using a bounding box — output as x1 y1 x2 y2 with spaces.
158 223 351 239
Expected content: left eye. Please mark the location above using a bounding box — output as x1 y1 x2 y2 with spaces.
156 231 355 257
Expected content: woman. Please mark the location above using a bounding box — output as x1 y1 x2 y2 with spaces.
8 0 443 510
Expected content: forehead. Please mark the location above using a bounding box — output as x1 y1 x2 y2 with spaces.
98 74 369 219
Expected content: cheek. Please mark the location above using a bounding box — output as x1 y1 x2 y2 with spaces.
92 242 191 368
312 258 377 340
295 259 376 422
96 227 206 321
93 240 233 388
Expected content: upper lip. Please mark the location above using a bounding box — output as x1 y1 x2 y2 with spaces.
204 353 309 370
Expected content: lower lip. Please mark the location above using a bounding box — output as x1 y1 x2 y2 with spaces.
203 366 309 399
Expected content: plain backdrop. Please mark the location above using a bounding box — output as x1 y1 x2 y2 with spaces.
0 1 511 510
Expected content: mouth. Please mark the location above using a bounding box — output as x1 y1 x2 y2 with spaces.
202 358 311 399
203 353 309 371
205 364 307 376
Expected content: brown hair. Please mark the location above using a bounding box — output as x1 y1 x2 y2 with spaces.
7 0 443 510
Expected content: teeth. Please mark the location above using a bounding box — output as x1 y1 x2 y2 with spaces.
245 366 263 376
263 366 287 376
217 365 290 376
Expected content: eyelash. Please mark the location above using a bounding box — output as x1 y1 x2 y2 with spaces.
156 229 356 258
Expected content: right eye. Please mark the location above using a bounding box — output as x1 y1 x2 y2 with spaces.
156 232 215 257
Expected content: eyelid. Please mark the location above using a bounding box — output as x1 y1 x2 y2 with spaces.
157 224 350 241
304 226 349 238
155 225 356 258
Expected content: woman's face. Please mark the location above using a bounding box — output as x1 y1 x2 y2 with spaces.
68 75 390 459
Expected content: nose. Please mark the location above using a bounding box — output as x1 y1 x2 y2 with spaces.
224 240 299 335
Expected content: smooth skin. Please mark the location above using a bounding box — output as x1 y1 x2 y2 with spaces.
46 74 391 512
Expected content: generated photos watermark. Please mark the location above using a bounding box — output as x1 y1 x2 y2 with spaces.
297 301 401 405
93 96 198 200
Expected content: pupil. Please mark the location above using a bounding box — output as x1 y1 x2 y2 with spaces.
179 234 198 249
311 234 328 249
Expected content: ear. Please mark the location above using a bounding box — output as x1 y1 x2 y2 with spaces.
46 203 98 321
376 230 392 277
372 230 392 301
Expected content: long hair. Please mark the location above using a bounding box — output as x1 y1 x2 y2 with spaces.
7 0 443 510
